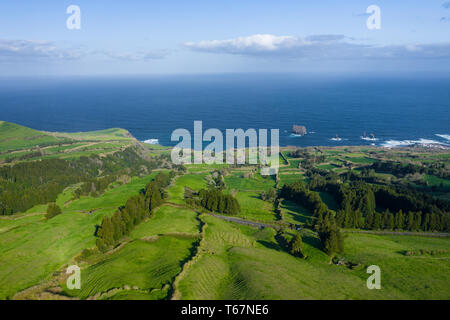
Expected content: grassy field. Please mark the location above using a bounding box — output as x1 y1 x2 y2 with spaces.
130 205 200 238
280 200 312 225
0 121 138 163
68 237 195 300
0 121 64 153
278 173 304 186
224 171 276 191
60 205 201 299
234 192 277 222
342 233 450 299
167 173 209 205
1 124 449 300
0 173 159 299
176 215 430 299
425 174 450 188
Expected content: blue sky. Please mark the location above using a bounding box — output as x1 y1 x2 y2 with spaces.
1 0 450 75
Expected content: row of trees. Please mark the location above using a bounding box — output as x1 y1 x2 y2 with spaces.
198 189 241 215
280 181 329 217
363 210 448 232
280 181 344 256
308 175 450 232
373 185 449 216
96 172 173 252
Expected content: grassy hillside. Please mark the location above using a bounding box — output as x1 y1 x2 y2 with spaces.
176 215 401 299
0 121 64 153
0 122 449 300
0 121 156 163
0 173 159 299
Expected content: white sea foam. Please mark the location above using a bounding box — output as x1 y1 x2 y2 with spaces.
330 137 343 141
289 134 304 138
436 134 450 141
381 138 447 148
143 139 160 145
361 136 379 141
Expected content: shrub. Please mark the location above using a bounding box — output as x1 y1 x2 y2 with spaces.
45 203 62 219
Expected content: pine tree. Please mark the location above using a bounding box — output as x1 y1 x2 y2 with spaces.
430 213 439 231
289 233 304 257
96 238 108 253
387 212 395 230
365 211 374 229
413 212 422 231
354 209 363 228
395 210 405 230
422 214 430 231
406 212 415 231
373 212 382 230
318 213 344 257
45 203 62 219
98 217 114 247
343 210 352 228
336 210 346 227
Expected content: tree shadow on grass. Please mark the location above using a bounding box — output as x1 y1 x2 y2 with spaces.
281 200 312 224
301 234 323 251
257 240 283 252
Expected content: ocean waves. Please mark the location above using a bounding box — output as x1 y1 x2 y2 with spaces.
361 136 379 141
287 132 450 149
143 139 160 145
436 134 450 141
381 138 449 148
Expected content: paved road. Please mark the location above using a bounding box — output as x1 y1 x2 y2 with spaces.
209 213 450 238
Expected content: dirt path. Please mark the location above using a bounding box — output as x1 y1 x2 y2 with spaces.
170 213 206 300
0 211 44 221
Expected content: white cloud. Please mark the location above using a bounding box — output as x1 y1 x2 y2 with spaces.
184 34 450 60
95 50 169 61
0 39 169 63
0 39 82 61
183 34 368 58
184 34 302 55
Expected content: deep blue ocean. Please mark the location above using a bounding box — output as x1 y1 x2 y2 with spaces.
0 74 449 148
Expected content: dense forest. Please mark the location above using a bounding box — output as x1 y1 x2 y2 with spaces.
369 160 449 179
0 147 163 215
282 166 450 232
